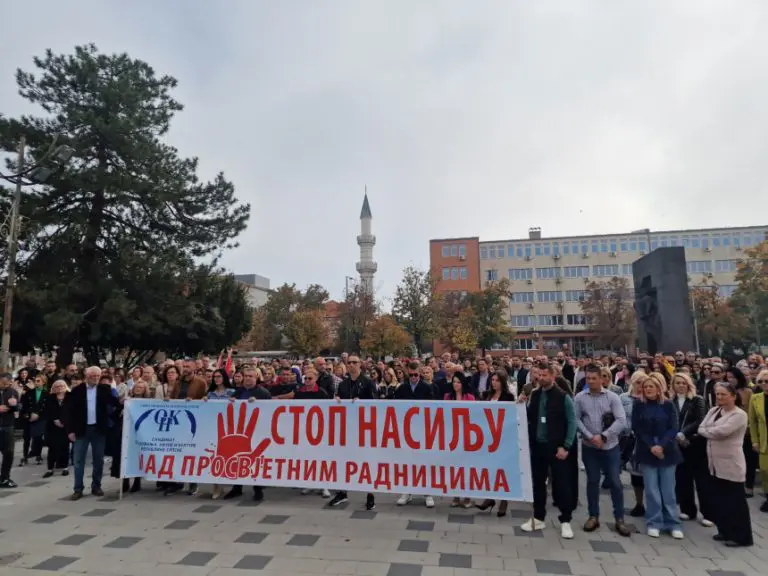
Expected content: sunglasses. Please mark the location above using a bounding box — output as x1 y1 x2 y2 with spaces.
757 380 768 385
408 373 420 378
304 376 315 381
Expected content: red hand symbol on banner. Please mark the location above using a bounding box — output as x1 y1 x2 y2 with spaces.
209 402 271 478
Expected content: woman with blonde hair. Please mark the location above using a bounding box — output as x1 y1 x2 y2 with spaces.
632 371 684 538
670 372 712 526
748 369 768 513
43 380 70 478
621 371 647 516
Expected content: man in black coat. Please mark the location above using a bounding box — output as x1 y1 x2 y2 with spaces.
394 361 435 508
328 355 377 510
0 373 20 488
64 366 118 500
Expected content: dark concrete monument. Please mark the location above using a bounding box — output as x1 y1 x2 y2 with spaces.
632 247 696 355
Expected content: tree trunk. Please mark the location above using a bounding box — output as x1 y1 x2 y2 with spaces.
56 338 75 368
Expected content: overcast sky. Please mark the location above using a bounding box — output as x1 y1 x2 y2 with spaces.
2 1 767 304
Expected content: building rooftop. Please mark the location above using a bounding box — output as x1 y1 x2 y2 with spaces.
431 225 766 245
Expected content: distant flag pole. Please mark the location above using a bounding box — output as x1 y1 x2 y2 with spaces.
224 349 233 376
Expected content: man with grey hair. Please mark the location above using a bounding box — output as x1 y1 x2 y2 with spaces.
64 365 117 500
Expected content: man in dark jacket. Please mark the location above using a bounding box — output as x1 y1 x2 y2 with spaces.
329 355 377 510
223 366 271 501
313 357 336 398
394 361 436 508
64 365 117 500
0 373 20 488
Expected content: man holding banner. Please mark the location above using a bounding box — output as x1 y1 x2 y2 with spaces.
327 355 378 511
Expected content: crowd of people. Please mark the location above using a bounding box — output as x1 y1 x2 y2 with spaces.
0 349 765 548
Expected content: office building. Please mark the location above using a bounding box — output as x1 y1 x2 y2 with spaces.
430 225 767 355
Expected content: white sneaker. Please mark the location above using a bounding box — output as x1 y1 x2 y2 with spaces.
321 489 331 498
521 518 546 532
647 528 660 538
397 494 412 506
671 530 684 540
560 522 574 539
425 496 435 508
679 513 690 521
700 518 714 527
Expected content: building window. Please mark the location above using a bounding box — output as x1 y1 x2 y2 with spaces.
543 243 551 256
514 339 536 351
600 239 608 253
687 260 712 274
511 315 535 328
450 245 457 257
486 269 498 282
442 246 449 257
591 240 598 254
723 235 731 247
715 259 738 273
593 264 619 277
535 267 562 279
524 244 532 258
535 243 542 256
538 314 563 326
639 240 647 252
566 314 590 326
508 268 533 280
537 291 563 303
620 240 628 252
488 246 496 259
459 244 466 258
563 243 570 255
629 240 637 251
718 285 737 298
460 267 467 279
497 245 505 258
507 245 515 258
622 263 632 275
564 266 589 278
516 245 524 258
552 242 560 256
566 290 587 302
480 246 488 259
450 267 459 280
610 239 617 252
511 292 535 303
442 268 450 280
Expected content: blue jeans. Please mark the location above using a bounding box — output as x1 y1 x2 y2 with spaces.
73 426 106 493
582 444 624 520
641 464 680 531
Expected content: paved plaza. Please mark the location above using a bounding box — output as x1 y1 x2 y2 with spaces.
0 450 766 576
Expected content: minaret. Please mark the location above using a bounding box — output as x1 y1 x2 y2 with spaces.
356 190 377 295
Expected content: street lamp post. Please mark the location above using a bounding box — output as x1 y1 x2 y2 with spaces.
0 135 74 370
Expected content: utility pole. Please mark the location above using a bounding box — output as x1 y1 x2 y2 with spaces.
0 137 25 371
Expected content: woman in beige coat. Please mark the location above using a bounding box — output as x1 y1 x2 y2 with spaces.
698 381 753 547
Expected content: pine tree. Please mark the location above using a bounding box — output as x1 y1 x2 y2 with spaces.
0 45 251 364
